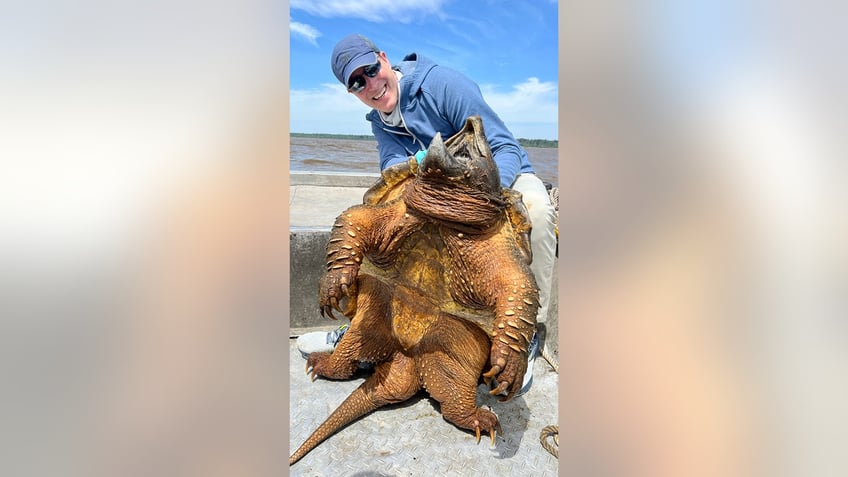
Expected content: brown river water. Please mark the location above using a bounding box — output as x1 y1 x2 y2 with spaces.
290 137 559 187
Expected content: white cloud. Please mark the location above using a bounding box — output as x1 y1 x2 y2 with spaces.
290 83 375 134
290 21 321 46
480 77 559 139
290 0 446 23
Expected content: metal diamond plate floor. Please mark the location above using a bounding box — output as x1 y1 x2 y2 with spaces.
289 338 559 476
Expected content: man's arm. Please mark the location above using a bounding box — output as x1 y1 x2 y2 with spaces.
372 121 414 171
435 67 528 188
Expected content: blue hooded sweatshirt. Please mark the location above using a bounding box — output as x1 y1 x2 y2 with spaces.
365 53 535 188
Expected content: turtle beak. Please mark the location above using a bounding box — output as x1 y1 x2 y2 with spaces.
418 116 501 194
420 132 466 178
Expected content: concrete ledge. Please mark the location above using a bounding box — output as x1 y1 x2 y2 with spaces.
289 177 372 227
290 173 374 328
289 227 332 330
290 171 380 187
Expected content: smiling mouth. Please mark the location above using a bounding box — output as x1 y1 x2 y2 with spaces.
372 84 387 101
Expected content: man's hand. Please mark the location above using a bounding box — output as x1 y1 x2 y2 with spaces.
413 149 427 163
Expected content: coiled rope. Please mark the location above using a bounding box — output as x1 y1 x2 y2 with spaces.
540 425 559 458
537 343 559 458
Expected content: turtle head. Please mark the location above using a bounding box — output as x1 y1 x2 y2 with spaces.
418 116 501 194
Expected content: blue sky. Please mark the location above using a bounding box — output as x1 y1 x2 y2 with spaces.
289 0 559 139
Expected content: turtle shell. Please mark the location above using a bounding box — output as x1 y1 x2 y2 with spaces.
353 117 535 344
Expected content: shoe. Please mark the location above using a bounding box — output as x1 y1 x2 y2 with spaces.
296 324 374 370
516 329 540 397
297 324 349 359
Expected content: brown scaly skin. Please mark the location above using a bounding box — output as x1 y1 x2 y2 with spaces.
290 116 539 466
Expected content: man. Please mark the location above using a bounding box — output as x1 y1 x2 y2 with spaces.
300 34 556 395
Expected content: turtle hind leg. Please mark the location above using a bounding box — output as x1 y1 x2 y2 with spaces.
307 275 397 381
291 350 420 465
305 350 359 381
417 315 500 444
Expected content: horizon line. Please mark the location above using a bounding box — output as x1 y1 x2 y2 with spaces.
290 132 559 146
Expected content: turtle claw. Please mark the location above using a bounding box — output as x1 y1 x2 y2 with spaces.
319 303 333 319
484 342 528 401
489 380 509 397
482 365 501 386
469 407 500 446
327 307 337 320
304 363 318 382
484 365 511 397
474 424 499 446
305 352 330 382
318 267 357 320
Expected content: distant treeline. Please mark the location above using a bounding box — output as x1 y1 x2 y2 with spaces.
516 138 558 148
291 132 557 148
291 132 374 141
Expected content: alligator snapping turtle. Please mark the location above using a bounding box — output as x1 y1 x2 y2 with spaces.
290 116 539 465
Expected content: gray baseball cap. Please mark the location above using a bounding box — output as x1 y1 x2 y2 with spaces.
331 34 380 87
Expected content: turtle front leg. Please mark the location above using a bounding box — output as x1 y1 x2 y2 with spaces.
441 231 540 401
484 274 539 401
319 207 371 319
319 202 423 318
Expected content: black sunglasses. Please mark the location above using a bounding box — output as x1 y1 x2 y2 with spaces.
347 61 381 93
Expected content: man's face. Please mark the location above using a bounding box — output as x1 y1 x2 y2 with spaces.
349 52 398 113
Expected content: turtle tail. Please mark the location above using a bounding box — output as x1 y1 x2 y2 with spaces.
289 384 379 465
